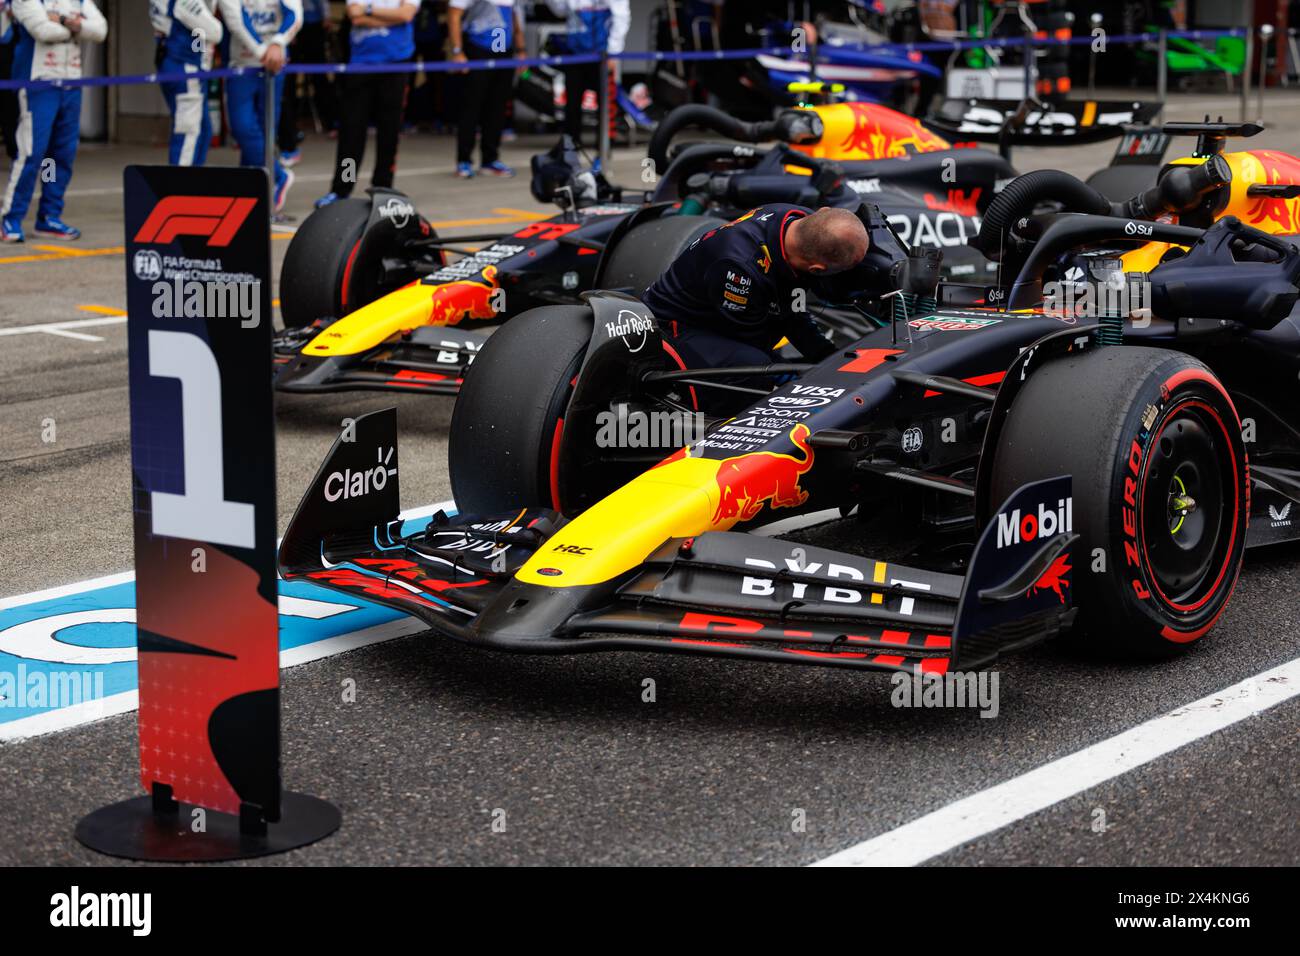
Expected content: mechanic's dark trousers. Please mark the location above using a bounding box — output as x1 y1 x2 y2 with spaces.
278 21 338 151
330 71 408 197
455 42 512 166
561 61 601 148
0 41 17 162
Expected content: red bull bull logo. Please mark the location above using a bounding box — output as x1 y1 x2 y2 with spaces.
837 103 949 160
427 264 499 326
1243 151 1300 234
712 424 814 523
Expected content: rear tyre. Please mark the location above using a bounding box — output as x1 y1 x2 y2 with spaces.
990 347 1248 656
599 214 724 299
279 199 371 328
449 306 592 514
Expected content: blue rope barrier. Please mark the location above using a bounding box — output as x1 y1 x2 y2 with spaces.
0 30 1252 93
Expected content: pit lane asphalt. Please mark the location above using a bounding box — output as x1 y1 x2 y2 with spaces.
1 94 1297 866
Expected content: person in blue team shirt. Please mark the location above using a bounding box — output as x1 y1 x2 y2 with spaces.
1 0 108 242
218 0 302 214
150 0 223 166
448 0 525 179
315 0 419 206
545 0 628 151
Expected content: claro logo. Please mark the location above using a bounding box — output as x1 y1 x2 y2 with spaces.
134 196 257 246
325 446 397 502
996 497 1073 549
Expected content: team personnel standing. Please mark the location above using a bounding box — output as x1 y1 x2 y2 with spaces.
277 0 337 165
315 0 419 207
1 0 108 242
545 0 628 151
447 0 524 179
0 0 17 162
218 0 302 213
150 0 223 166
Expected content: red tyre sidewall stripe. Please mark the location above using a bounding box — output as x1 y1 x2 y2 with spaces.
340 238 362 309
549 417 565 511
1139 368 1245 642
661 340 698 411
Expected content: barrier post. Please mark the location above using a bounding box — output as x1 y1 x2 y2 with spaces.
1242 22 1254 120
598 56 611 166
1088 13 1103 95
1259 24 1274 120
1157 29 1168 105
264 68 276 210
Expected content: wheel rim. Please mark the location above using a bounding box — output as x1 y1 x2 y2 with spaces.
1140 404 1232 609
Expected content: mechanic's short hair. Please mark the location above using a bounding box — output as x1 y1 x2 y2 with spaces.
798 207 869 273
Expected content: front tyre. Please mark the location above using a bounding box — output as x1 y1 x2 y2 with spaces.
449 306 592 515
990 347 1248 656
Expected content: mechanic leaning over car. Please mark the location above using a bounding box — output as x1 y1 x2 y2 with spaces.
1 0 107 243
643 204 870 370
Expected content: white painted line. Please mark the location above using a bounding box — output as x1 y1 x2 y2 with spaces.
0 315 128 338
0 690 138 743
813 657 1300 867
0 501 456 743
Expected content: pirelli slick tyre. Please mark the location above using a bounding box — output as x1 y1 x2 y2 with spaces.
279 198 372 329
599 214 724 299
450 305 592 515
990 347 1248 657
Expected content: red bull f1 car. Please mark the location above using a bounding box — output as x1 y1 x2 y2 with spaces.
278 121 1300 672
271 98 1161 398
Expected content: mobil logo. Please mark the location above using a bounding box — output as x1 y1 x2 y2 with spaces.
996 496 1073 549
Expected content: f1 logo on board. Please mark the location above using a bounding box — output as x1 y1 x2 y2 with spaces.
134 196 257 247
996 496 1073 549
324 446 397 502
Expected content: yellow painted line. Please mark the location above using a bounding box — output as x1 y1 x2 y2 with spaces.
0 245 123 264
3 209 541 261
77 304 127 316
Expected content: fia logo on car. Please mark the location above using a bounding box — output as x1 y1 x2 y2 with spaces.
901 427 923 454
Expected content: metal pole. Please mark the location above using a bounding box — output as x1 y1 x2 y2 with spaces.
1259 24 1275 120
1088 13 1102 95
1157 28 1167 106
263 68 276 212
1023 31 1033 99
597 56 611 167
1242 22 1253 121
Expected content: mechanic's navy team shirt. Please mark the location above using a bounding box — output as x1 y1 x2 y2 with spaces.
300 0 325 23
351 0 420 63
644 204 836 360
450 0 514 54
